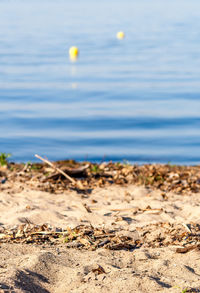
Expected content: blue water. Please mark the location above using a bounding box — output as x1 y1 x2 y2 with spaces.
1 0 200 164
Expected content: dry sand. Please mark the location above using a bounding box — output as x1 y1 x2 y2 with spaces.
0 181 200 292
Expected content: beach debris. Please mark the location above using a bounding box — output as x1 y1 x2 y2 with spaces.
0 171 7 184
1 160 200 195
44 164 89 180
35 154 85 190
92 264 106 275
83 203 92 213
0 222 200 252
0 176 6 184
182 223 192 233
35 154 76 184
176 245 199 254
0 224 140 251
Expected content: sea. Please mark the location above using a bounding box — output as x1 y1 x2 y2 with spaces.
1 0 200 164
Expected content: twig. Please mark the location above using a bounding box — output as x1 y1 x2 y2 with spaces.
83 203 92 213
35 154 76 184
182 223 192 233
176 245 198 253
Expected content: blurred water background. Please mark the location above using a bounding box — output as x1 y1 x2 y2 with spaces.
0 0 200 164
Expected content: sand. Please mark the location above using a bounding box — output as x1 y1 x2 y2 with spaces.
0 180 200 292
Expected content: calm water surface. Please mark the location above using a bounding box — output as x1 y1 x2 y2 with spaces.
1 0 200 164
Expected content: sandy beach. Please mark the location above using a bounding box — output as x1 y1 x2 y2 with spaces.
0 161 200 292
1 1 200 292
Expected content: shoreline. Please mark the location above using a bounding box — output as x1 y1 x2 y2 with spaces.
1 159 200 195
7 158 200 167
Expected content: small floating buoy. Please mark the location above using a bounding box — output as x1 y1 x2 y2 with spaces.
69 46 79 61
116 31 125 39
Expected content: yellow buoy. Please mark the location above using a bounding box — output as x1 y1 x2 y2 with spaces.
116 31 125 39
69 46 79 60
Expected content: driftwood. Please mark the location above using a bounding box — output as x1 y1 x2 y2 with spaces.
45 164 89 181
35 154 86 189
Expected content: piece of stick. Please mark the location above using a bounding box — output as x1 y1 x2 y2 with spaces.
182 223 192 233
35 154 76 184
83 203 92 213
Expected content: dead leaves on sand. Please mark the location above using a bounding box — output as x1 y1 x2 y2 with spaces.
0 222 200 253
1 160 200 194
137 222 200 252
0 224 140 251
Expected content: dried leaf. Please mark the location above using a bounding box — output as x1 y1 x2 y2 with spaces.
176 245 198 253
92 265 106 275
